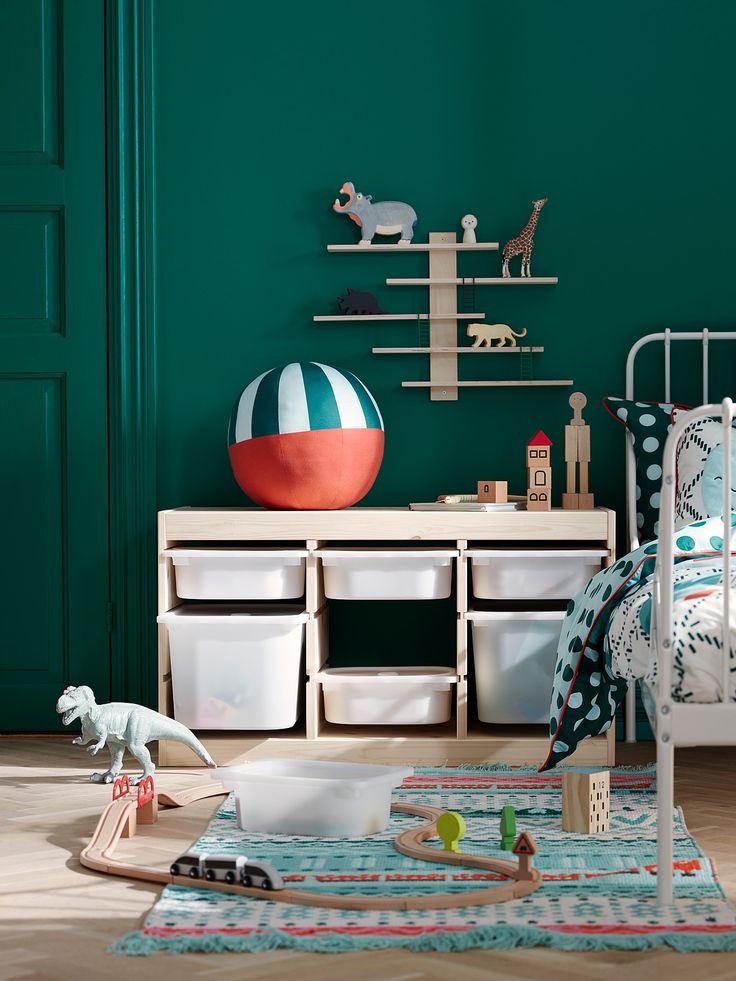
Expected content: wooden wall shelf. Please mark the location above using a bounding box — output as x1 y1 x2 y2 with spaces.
318 231 563 399
327 242 499 252
373 346 544 355
313 313 485 323
386 277 559 286
402 380 573 389
157 507 616 769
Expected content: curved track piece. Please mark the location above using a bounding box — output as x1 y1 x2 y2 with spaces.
80 790 541 910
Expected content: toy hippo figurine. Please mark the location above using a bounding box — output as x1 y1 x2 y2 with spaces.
56 685 216 784
333 181 417 245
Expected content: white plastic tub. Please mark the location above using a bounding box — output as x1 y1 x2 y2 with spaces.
317 666 457 725
318 548 458 600
163 548 308 600
468 609 565 723
215 759 414 837
157 604 307 730
467 548 606 601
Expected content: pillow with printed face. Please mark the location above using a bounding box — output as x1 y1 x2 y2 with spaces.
603 397 689 542
674 412 736 528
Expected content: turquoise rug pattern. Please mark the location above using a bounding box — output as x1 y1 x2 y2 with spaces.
111 765 736 955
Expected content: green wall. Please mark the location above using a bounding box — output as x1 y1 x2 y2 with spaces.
152 0 736 665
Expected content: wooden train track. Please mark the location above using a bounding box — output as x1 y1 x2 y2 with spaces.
80 782 541 910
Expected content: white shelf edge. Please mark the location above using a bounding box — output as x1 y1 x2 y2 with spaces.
313 313 485 322
373 346 545 354
326 242 499 252
402 380 573 388
386 277 559 286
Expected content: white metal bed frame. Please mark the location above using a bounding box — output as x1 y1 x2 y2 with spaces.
624 330 736 904
654 398 734 903
624 329 736 742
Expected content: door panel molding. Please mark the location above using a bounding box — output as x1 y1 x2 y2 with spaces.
0 0 61 165
106 0 157 707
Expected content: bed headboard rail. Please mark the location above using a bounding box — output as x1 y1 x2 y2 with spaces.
625 329 736 551
656 398 734 705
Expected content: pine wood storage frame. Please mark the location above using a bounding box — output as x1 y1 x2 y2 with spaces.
157 507 616 767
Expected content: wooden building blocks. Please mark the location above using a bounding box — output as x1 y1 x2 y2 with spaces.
526 430 552 511
562 391 594 510
561 769 610 833
477 480 508 503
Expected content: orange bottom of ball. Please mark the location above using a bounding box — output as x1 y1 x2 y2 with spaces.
229 427 384 510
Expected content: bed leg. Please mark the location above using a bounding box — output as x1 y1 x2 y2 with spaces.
625 681 637 742
656 735 674 905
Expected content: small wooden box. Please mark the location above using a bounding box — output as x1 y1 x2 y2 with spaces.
562 769 610 833
477 480 507 503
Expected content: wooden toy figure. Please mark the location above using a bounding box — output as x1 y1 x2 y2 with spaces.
460 214 478 243
562 770 610 834
436 811 466 853
500 805 517 850
332 181 418 245
526 431 552 511
467 323 527 348
512 832 538 880
562 391 594 510
502 198 548 277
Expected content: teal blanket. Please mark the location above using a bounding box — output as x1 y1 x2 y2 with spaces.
541 515 735 770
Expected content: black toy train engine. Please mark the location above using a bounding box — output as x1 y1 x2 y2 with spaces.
170 852 284 890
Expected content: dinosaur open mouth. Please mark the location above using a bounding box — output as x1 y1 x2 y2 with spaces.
62 708 75 725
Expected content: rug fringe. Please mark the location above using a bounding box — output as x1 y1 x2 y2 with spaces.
109 925 736 957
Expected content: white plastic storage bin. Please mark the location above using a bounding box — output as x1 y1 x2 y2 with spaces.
215 759 413 837
468 609 565 724
163 548 308 600
467 548 606 601
318 548 458 600
157 604 307 730
317 666 457 725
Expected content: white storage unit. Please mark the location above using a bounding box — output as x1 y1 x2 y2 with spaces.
216 759 413 837
468 609 566 724
467 548 607 601
317 666 457 725
163 548 308 600
158 604 307 730
157 507 617 768
318 548 458 600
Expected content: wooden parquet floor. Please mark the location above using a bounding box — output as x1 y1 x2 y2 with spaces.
1 738 735 980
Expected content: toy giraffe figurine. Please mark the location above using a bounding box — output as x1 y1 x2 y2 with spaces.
562 392 594 510
502 198 548 277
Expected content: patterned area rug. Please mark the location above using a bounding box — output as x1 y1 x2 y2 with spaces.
111 765 736 955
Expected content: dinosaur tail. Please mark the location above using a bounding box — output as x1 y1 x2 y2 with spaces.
511 327 527 338
166 719 217 768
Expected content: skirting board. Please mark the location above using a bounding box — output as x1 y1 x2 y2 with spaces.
158 733 613 768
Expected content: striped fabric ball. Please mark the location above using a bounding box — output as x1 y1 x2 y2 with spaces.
228 362 384 509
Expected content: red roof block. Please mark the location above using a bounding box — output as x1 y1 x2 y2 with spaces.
527 430 552 447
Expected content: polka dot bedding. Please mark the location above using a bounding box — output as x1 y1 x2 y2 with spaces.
603 396 689 542
541 515 736 771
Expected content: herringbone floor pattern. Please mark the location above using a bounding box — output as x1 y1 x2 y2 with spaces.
1 739 735 980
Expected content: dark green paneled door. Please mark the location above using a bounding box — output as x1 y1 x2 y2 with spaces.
0 0 109 729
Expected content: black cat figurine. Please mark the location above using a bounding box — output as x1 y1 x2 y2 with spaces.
337 288 385 316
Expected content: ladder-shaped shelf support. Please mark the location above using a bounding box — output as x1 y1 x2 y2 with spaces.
321 232 561 400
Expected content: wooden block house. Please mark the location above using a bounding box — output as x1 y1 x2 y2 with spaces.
561 770 611 834
526 430 552 511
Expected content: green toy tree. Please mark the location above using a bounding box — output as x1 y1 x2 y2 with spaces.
500 805 517 850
